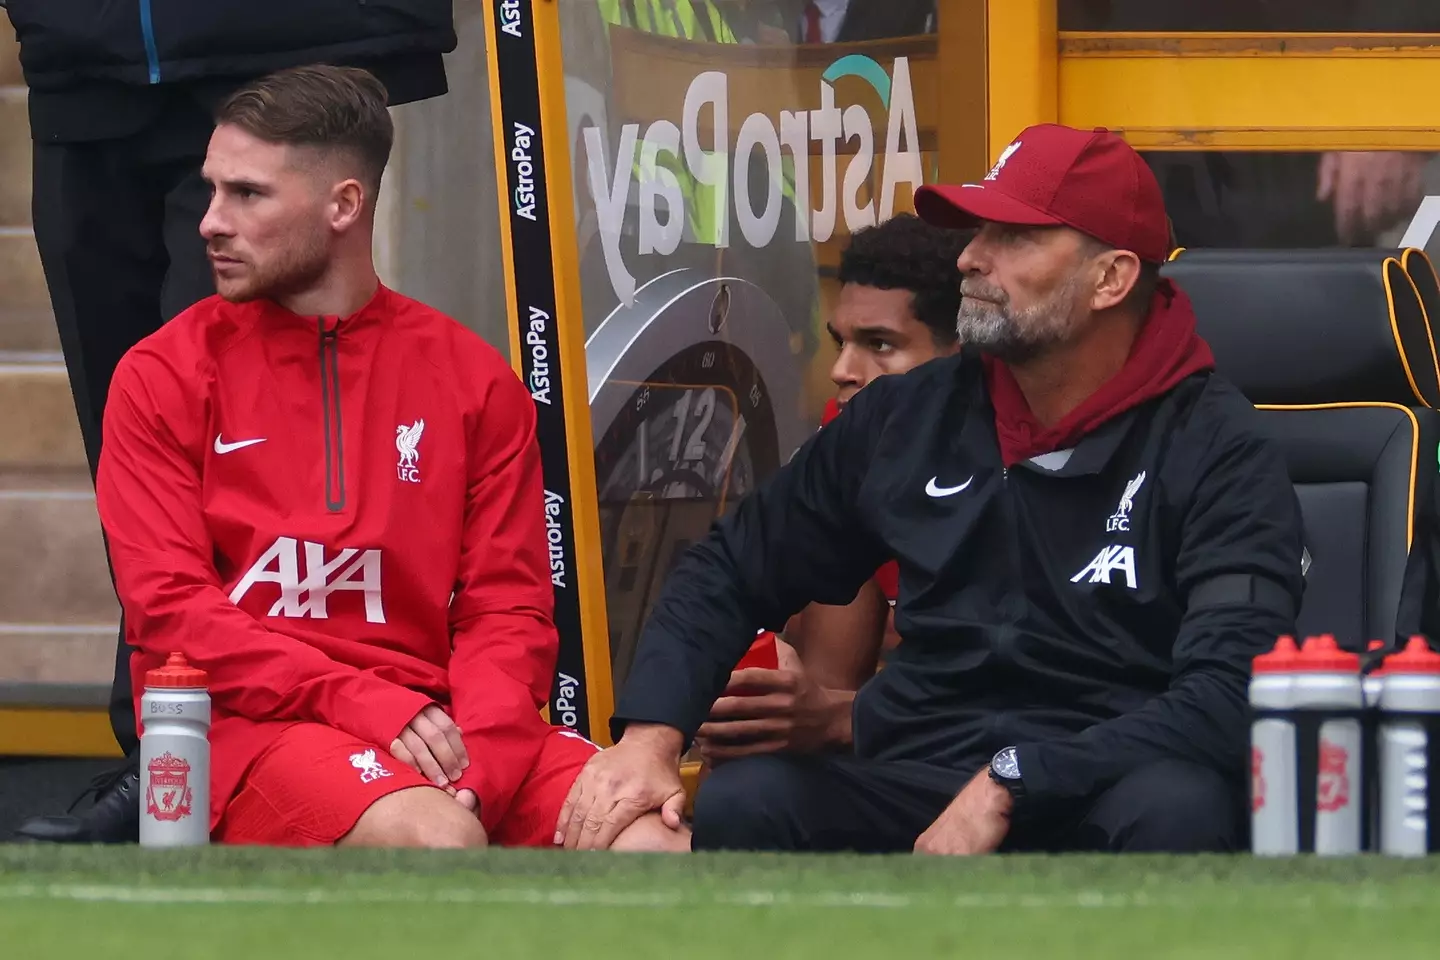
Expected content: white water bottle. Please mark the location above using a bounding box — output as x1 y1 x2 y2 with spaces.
1294 635 1364 855
1378 636 1440 857
1250 635 1299 855
1249 635 1364 855
139 652 211 847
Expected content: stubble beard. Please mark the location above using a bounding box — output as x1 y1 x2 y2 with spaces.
214 226 331 305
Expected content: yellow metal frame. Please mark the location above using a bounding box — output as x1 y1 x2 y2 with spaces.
973 3 1440 154
0 707 122 758
981 0 1057 162
1059 33 1440 150
483 0 617 742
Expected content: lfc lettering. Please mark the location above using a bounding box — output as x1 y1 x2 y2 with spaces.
230 536 386 624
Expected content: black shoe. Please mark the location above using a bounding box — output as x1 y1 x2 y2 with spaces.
15 762 141 844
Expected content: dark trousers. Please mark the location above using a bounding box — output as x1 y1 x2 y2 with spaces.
691 753 1244 853
30 96 217 757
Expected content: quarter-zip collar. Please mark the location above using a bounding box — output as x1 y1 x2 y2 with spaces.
249 285 395 514
250 281 395 335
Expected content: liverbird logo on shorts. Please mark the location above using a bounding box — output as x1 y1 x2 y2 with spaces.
349 749 394 785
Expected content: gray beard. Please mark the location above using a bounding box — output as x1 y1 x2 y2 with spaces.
955 272 1086 364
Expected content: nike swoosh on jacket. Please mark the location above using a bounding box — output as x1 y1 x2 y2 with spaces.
96 284 558 832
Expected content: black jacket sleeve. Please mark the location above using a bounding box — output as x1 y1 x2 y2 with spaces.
1014 399 1304 805
610 385 895 744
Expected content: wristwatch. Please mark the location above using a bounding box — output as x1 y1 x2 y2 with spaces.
988 746 1026 803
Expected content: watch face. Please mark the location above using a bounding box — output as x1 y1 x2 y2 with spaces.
992 746 1021 780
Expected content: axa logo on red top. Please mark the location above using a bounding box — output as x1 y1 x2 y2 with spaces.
230 536 386 624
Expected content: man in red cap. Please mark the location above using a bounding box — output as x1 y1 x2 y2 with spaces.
559 124 1303 855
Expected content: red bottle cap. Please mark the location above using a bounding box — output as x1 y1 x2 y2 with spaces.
1381 636 1440 675
737 631 780 672
1293 634 1360 672
1253 635 1300 673
145 652 208 689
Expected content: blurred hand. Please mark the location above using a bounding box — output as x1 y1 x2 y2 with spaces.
555 724 687 851
1318 152 1428 244
390 704 469 787
696 641 852 762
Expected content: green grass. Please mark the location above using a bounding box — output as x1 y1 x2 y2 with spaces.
1 847 1438 958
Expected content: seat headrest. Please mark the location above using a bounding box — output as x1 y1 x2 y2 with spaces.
1162 249 1439 407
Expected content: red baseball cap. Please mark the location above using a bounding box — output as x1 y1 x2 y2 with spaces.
914 124 1171 264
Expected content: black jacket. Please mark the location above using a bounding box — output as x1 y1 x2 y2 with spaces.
6 0 455 91
613 350 1306 809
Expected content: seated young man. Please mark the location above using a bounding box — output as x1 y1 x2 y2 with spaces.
559 123 1304 855
696 214 966 765
95 65 687 851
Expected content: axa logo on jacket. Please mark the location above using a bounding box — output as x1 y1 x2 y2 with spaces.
229 536 386 624
1074 471 1149 590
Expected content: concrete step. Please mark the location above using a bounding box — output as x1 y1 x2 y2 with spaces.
0 227 47 314
0 307 60 355
0 362 85 470
0 469 117 694
0 32 20 87
0 88 31 228
0 473 117 628
0 625 117 692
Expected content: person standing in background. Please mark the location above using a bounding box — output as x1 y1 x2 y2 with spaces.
1059 0 1439 248
6 0 457 845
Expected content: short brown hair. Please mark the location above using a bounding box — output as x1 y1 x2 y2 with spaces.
216 65 393 191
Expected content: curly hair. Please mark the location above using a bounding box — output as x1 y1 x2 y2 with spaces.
836 213 969 345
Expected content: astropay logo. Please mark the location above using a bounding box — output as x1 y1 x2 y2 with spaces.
498 0 522 38
543 489 567 588
230 536 386 624
554 671 582 729
511 121 539 221
584 55 923 304
524 305 554 405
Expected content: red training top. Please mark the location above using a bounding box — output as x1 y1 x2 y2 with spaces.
96 284 557 832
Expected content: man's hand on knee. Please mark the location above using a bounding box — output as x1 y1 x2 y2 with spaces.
555 724 687 851
914 769 1013 856
390 705 470 788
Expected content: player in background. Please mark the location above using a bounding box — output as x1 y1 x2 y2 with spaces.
95 65 687 850
695 214 967 765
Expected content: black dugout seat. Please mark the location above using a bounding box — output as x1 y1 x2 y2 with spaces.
1163 249 1440 653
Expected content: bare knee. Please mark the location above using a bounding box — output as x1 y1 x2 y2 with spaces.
608 813 692 853
340 787 488 849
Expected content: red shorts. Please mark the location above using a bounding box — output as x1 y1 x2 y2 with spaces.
214 722 600 847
